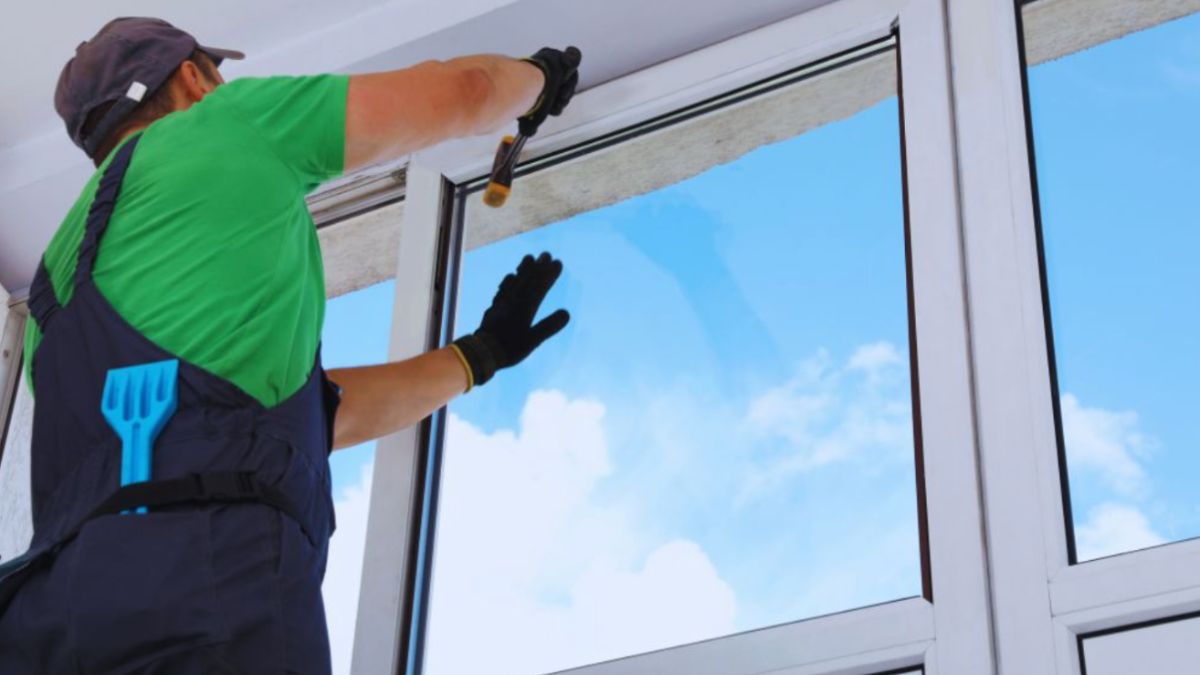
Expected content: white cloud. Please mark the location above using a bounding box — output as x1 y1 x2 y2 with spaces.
1060 393 1153 497
323 462 373 675
847 341 903 374
319 351 929 673
1076 502 1165 562
740 344 912 498
424 390 736 675
565 540 736 652
1058 394 1176 561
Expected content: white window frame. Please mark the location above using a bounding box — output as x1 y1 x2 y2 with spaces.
355 0 996 673
352 165 452 675
949 0 1200 674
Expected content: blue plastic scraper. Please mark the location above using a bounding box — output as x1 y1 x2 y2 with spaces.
101 359 180 514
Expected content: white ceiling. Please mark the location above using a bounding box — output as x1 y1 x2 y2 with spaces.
0 0 834 292
1 0 388 149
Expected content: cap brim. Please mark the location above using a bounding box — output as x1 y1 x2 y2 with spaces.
199 45 245 64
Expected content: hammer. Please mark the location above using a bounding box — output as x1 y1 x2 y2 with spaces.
482 133 528 208
483 47 582 208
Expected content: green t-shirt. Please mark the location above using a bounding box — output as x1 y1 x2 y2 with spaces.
24 75 349 407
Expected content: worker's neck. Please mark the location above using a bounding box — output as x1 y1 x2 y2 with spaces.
118 125 150 145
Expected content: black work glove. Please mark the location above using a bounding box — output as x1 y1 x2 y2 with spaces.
518 46 582 137
451 252 570 388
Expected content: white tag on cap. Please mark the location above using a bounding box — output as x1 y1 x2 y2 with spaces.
126 81 148 102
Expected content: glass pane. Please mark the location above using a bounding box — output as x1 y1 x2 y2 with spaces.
1082 615 1200 675
426 50 919 674
1024 6 1200 561
320 279 394 674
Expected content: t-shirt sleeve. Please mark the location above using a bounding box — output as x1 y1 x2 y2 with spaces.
219 75 349 191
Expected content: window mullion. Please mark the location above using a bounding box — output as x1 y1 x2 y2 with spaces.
898 0 997 672
946 0 1066 672
352 165 451 675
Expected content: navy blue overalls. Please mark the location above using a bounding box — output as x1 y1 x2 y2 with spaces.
0 135 341 674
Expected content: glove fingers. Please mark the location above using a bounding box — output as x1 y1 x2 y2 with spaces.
550 72 579 116
508 253 537 295
492 273 518 307
516 252 557 286
524 255 563 310
523 47 581 133
468 252 569 379
562 46 582 69
498 272 518 294
530 309 571 345
517 254 536 275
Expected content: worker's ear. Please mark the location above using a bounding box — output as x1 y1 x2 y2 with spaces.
177 60 218 104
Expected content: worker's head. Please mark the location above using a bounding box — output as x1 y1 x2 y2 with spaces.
55 17 244 166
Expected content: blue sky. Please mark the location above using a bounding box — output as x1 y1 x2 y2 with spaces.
317 11 1200 674
424 83 920 673
1027 10 1200 557
322 280 391 490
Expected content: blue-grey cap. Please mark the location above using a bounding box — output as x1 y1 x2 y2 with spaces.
55 17 244 158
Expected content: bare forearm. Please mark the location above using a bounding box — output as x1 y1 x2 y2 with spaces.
465 55 545 133
329 348 468 450
345 55 543 171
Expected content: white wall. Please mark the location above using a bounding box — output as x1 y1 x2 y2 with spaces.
0 293 32 561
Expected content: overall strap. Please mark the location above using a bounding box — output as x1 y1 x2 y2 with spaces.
74 135 143 288
27 259 61 332
83 472 316 546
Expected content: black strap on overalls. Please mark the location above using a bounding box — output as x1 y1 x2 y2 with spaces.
60 471 307 550
26 130 140 332
22 136 312 545
4 130 340 675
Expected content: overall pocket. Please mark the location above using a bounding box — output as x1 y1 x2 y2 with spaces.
68 511 227 672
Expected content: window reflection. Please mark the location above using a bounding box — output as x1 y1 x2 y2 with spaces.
1025 8 1200 561
424 52 920 674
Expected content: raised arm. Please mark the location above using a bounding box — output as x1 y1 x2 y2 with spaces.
344 55 543 172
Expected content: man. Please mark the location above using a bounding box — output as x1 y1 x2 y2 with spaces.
0 16 578 674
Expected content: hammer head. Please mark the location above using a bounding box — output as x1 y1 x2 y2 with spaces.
483 182 511 208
